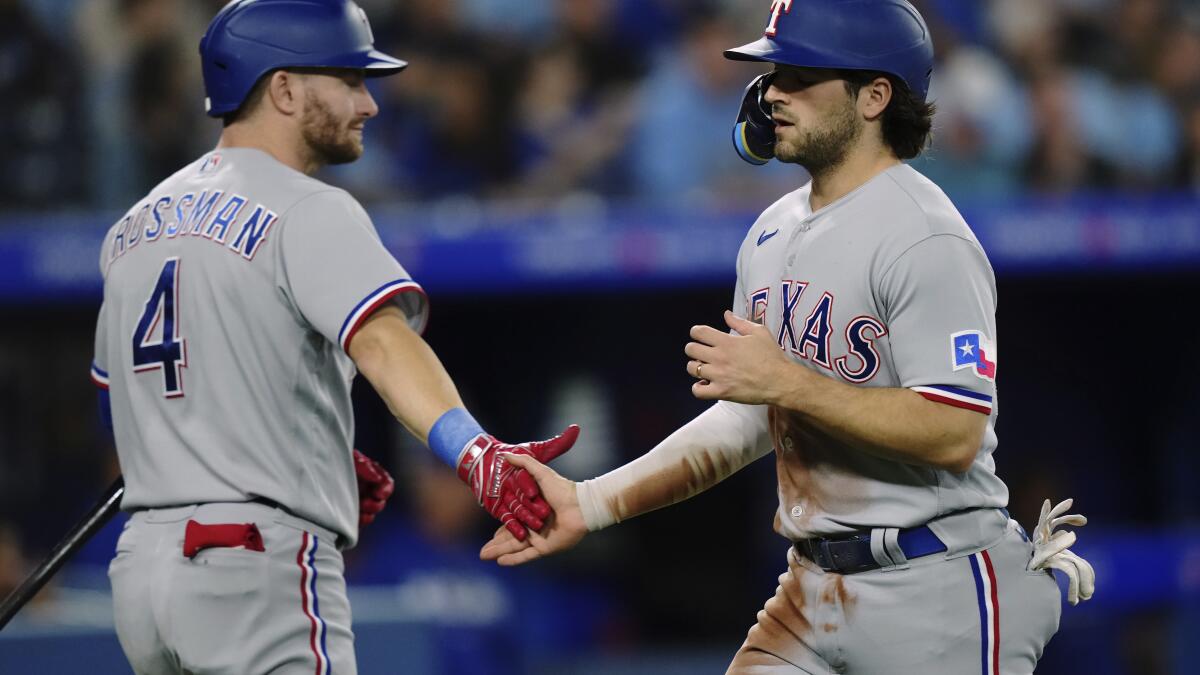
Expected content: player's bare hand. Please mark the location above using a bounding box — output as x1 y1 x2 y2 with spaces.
458 425 580 541
686 310 799 404
479 452 587 566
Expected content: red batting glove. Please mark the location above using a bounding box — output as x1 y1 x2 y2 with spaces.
456 425 580 541
354 449 395 528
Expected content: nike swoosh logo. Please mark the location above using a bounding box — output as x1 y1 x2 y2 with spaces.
757 229 780 246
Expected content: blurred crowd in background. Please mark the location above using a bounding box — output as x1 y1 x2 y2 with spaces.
2 0 1200 673
4 0 1200 211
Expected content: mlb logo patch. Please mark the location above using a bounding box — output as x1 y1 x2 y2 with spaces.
199 153 222 174
951 330 997 381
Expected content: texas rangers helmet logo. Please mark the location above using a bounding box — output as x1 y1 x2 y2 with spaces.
765 0 792 37
951 330 997 381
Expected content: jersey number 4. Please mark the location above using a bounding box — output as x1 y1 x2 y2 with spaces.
132 257 187 397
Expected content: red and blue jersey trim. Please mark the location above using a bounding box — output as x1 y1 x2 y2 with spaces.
911 384 993 415
969 550 1001 675
90 363 110 390
338 279 428 353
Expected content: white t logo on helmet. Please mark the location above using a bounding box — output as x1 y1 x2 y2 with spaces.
765 0 793 37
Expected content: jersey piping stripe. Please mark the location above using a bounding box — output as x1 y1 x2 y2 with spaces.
338 279 428 353
90 363 110 390
969 550 1000 675
910 385 992 414
984 551 1001 673
310 537 331 675
297 532 331 675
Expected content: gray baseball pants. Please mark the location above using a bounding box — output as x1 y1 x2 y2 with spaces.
109 502 355 675
728 511 1062 675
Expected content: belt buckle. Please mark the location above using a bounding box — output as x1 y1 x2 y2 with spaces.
825 535 877 574
795 538 821 567
818 539 840 571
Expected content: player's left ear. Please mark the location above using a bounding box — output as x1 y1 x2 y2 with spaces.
858 76 892 122
266 70 304 117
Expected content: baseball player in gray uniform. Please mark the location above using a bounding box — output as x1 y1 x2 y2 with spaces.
90 2 577 673
482 2 1094 674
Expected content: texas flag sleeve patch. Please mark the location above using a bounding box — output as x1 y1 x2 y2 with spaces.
908 330 998 415
950 330 996 381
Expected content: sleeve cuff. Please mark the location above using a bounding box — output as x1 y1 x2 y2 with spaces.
338 279 428 353
575 479 616 532
90 363 110 390
911 385 992 414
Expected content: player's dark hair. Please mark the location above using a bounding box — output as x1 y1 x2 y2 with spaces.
840 71 935 160
221 71 275 127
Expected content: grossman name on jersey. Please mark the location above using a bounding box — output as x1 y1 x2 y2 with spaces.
106 190 278 270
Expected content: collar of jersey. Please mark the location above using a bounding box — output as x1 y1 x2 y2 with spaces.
798 163 907 225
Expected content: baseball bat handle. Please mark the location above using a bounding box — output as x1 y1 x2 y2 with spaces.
0 477 125 631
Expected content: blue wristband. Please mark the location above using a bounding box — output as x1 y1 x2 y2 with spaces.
428 408 486 468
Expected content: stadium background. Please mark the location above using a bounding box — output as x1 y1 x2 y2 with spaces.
1 0 1199 672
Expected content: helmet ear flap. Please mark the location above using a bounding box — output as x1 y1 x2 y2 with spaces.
732 72 777 165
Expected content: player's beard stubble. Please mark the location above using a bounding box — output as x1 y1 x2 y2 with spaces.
300 90 364 166
773 94 862 177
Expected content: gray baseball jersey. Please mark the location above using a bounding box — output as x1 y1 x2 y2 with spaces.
91 148 427 547
731 163 1007 542
725 165 1062 675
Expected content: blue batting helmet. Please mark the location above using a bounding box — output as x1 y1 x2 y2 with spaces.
199 0 407 118
724 0 934 103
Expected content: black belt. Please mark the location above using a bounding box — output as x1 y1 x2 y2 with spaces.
250 497 348 550
134 498 347 548
249 496 286 511
793 524 947 574
134 497 289 513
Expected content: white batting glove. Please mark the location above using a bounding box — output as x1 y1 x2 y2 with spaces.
1027 498 1096 605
